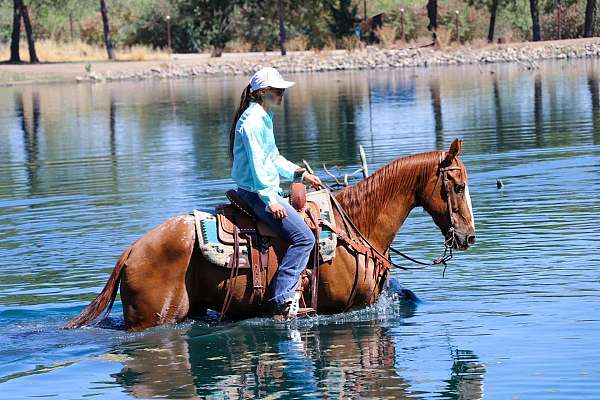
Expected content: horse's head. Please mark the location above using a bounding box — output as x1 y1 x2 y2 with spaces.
419 139 476 250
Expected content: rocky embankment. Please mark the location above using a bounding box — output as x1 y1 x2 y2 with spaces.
69 40 600 83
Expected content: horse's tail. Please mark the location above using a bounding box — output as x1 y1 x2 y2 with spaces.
63 245 133 329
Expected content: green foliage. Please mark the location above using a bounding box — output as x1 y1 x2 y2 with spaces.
328 0 359 39
0 0 596 52
0 1 13 43
176 0 240 53
232 0 330 51
502 0 536 40
541 0 591 39
123 2 177 49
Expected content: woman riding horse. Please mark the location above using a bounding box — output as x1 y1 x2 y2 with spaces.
229 67 322 320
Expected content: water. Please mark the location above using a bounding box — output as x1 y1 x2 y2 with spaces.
1 60 599 399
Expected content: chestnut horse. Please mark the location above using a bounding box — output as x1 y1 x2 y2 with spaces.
64 139 475 332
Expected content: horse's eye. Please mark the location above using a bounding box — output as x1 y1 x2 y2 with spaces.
455 184 465 194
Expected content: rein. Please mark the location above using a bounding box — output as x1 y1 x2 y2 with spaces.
319 153 460 275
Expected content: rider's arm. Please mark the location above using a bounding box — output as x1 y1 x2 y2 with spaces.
271 144 300 181
239 123 279 206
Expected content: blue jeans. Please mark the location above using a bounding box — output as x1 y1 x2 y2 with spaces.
236 187 315 308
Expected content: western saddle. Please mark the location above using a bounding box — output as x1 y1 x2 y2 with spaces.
216 183 322 320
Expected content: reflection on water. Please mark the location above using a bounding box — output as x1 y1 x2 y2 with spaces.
0 60 599 399
111 296 484 399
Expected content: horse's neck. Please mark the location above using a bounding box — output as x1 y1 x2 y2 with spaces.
335 152 438 253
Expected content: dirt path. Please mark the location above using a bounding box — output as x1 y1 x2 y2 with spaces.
1 38 599 86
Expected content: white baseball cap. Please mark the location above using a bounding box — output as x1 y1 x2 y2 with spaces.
249 67 295 92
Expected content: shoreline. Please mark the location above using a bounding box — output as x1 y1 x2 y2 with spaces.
2 37 600 86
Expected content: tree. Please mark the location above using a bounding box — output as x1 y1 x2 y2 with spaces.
328 0 358 39
19 0 39 63
100 0 115 59
9 0 22 63
278 0 286 55
427 0 438 33
487 0 499 42
8 0 38 63
584 0 597 37
530 0 541 41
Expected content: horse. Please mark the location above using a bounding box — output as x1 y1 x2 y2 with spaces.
64 138 475 332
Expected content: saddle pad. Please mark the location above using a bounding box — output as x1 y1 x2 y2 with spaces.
193 210 251 269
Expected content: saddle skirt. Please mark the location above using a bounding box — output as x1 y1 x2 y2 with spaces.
193 189 337 269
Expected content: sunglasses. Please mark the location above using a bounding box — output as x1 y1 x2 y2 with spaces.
271 88 286 96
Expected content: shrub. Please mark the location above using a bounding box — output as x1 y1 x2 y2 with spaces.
287 35 310 51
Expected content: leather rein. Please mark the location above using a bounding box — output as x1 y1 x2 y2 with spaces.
319 153 461 276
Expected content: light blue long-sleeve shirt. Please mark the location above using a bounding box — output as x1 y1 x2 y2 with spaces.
231 101 300 206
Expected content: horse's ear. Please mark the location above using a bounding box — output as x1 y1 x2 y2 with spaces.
444 138 463 163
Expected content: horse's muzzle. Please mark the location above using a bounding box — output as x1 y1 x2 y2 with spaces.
449 230 475 250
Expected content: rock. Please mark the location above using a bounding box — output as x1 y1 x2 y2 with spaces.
71 42 600 84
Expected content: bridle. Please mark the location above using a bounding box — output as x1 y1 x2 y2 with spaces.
432 152 463 248
421 152 464 272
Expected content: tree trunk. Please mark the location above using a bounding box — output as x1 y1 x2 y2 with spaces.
530 0 541 41
69 12 74 41
488 0 499 43
100 0 115 60
9 0 22 63
278 0 287 56
427 0 438 32
18 1 39 63
584 0 597 37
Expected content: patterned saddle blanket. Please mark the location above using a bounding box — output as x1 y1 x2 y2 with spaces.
193 189 337 268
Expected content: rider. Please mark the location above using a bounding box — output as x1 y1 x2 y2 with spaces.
229 67 322 320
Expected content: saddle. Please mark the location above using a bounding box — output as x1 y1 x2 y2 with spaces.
216 187 320 246
215 184 322 320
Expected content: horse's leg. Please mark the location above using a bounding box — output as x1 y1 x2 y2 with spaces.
120 215 196 332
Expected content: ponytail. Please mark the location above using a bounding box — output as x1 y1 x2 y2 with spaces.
228 84 265 161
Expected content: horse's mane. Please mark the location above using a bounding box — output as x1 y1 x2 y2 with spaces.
335 150 441 236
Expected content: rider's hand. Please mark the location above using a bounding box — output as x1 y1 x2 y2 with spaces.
268 203 288 219
303 173 323 189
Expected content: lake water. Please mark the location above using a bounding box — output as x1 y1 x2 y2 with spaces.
1 60 599 399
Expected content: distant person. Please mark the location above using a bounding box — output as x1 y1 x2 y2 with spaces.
228 67 322 320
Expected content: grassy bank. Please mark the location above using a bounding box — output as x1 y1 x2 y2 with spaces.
0 39 170 63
